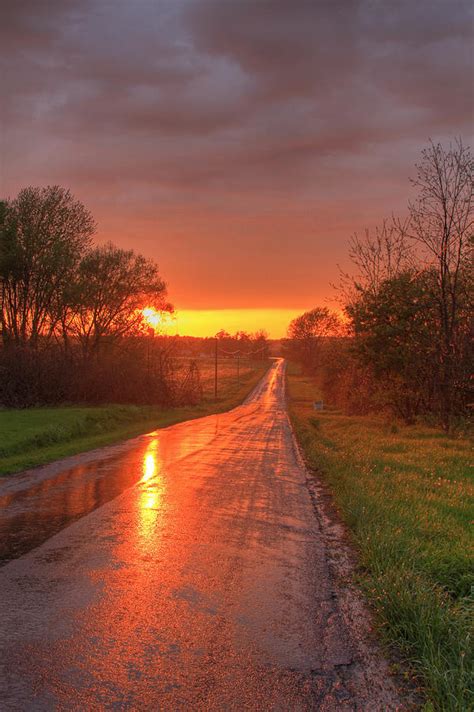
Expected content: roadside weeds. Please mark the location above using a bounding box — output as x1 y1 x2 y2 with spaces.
285 364 473 712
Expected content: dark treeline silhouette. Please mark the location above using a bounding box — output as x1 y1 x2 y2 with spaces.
214 330 270 359
0 185 183 407
145 331 270 360
284 139 473 431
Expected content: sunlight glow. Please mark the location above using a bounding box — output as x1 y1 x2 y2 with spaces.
143 307 343 338
161 308 311 338
142 307 162 332
136 438 165 555
142 438 158 482
143 453 156 482
142 307 176 334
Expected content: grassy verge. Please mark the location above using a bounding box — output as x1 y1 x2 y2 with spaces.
0 359 270 476
286 362 473 712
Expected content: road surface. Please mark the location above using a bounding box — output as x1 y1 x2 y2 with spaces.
0 359 400 710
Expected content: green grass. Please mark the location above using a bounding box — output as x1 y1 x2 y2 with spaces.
0 359 270 476
286 362 473 712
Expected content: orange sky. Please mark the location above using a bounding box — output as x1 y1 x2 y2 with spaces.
2 2 472 338
162 309 307 339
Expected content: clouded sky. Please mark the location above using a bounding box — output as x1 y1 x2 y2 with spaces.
1 0 473 335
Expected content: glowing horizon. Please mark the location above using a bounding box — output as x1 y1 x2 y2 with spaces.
159 309 309 339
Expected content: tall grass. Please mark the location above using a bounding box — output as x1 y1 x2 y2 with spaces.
287 364 473 711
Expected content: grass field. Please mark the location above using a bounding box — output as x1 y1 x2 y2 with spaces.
176 354 267 400
286 363 473 712
0 358 269 476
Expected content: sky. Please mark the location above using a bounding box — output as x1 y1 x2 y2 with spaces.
1 0 473 337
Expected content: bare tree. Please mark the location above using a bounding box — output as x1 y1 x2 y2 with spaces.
401 139 473 429
339 218 413 304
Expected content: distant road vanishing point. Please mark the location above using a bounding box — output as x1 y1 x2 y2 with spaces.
0 359 401 710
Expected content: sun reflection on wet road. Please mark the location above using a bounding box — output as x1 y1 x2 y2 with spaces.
0 359 399 709
137 438 165 556
142 438 159 482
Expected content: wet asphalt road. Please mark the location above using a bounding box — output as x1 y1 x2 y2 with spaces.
0 360 397 710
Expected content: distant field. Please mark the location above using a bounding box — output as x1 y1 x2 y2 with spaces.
0 358 269 476
175 355 267 400
286 363 473 712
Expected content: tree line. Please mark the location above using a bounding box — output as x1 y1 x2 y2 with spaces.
284 139 473 431
0 186 178 406
0 186 170 353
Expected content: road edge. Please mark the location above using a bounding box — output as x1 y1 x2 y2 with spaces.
284 398 414 709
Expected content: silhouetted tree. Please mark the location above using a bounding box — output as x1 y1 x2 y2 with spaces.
348 270 438 422
253 329 270 358
286 308 340 372
65 242 170 356
338 218 413 307
401 139 473 429
0 186 95 346
340 139 473 427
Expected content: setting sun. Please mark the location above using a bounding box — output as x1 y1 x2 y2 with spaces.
142 307 161 331
142 307 175 334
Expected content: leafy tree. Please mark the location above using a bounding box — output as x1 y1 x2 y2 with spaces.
253 329 270 358
401 139 473 429
340 139 473 427
66 242 170 355
235 330 251 343
286 307 340 372
0 186 94 346
348 270 438 422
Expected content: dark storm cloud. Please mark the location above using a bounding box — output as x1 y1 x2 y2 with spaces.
1 0 472 308
186 0 472 135
186 0 361 99
3 0 471 139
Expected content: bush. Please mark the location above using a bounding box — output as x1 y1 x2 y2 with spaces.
0 341 201 408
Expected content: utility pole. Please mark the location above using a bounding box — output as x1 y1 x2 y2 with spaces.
214 336 218 399
146 327 154 378
237 352 240 386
